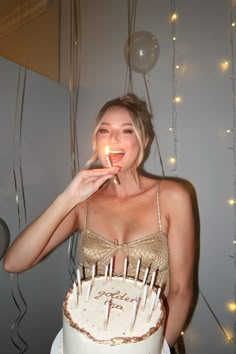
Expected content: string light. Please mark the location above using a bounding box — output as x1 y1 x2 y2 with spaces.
170 13 178 22
228 0 236 345
174 96 182 103
228 198 235 205
168 157 176 164
169 0 180 174
227 302 236 312
220 60 230 72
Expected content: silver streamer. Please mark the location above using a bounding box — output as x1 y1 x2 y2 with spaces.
11 66 28 352
124 0 137 94
124 0 165 176
67 0 81 284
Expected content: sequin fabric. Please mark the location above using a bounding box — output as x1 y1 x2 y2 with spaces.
77 184 169 298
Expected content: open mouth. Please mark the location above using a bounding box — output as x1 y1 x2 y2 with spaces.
109 150 125 163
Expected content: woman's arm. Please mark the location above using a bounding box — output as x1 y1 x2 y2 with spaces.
164 181 195 348
3 167 119 273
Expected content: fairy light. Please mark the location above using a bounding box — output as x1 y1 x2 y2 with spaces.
228 198 235 205
168 157 176 164
169 0 180 174
174 96 182 103
227 302 236 312
220 60 230 72
228 0 236 345
171 13 178 22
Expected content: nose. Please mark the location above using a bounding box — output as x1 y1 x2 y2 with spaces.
110 131 120 143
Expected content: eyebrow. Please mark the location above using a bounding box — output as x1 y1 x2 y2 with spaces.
100 122 133 127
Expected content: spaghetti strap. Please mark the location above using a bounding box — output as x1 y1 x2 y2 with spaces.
83 203 88 229
156 183 163 233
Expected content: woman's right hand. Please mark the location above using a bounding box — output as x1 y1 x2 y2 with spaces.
62 167 120 209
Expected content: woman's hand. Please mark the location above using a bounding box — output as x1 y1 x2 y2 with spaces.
63 167 120 207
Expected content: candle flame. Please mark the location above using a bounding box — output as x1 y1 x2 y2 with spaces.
105 146 110 155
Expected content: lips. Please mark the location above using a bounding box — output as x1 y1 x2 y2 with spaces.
109 150 125 164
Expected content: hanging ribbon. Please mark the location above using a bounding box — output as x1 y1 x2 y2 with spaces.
67 0 81 284
10 65 28 353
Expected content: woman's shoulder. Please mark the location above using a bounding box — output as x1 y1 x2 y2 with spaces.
159 178 194 209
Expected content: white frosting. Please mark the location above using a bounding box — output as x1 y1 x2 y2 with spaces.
63 276 165 354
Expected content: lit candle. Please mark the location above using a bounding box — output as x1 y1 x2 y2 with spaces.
135 258 141 284
77 268 81 295
142 267 149 287
109 257 113 280
73 282 78 308
123 256 128 280
86 280 92 302
141 284 148 310
130 297 138 331
104 146 120 186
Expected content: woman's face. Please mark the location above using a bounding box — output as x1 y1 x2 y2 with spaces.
96 107 141 170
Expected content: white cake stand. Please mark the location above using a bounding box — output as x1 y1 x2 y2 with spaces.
51 329 170 354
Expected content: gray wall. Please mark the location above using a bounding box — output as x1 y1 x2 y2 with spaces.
0 0 235 353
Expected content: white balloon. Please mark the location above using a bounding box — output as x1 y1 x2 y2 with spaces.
0 218 10 260
125 31 160 74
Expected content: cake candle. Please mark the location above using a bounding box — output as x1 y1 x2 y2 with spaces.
77 268 81 295
123 256 128 280
147 291 157 322
73 282 78 308
142 267 149 287
148 271 156 297
86 280 92 302
104 146 120 186
154 287 161 308
135 258 141 284
92 264 96 284
104 299 111 330
130 297 138 332
141 284 148 310
109 256 113 280
104 263 109 283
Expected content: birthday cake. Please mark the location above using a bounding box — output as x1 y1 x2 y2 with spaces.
62 274 165 354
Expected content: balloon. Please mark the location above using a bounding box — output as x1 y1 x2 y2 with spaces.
0 218 10 260
124 31 160 74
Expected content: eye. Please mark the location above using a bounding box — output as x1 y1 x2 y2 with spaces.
123 129 134 134
97 128 110 134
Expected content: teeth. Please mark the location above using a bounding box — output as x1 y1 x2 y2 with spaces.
110 150 124 154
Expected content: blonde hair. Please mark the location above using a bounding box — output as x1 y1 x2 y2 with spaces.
87 93 154 167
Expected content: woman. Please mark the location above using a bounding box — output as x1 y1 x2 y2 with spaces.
3 93 195 352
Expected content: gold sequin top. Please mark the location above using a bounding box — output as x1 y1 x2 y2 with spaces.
77 183 169 297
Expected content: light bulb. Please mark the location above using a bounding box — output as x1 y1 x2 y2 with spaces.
174 96 182 103
171 13 178 22
168 157 176 164
228 199 235 205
